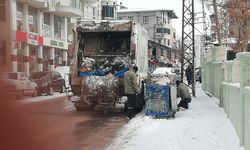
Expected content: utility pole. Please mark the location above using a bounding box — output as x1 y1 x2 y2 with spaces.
213 0 221 45
181 0 196 97
201 0 207 60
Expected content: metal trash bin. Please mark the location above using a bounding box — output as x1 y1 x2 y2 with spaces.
145 83 177 118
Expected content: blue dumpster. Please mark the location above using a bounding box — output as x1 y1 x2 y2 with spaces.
145 84 175 118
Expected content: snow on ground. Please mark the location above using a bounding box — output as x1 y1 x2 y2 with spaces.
106 86 245 150
21 93 66 103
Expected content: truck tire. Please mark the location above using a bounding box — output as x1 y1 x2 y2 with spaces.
75 101 95 111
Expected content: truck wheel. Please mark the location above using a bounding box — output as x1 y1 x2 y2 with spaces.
75 105 94 111
75 100 95 111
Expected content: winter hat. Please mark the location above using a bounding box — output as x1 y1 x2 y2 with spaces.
132 66 138 73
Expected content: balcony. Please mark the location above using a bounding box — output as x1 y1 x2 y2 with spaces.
17 0 46 8
52 3 82 17
155 33 167 38
42 24 50 38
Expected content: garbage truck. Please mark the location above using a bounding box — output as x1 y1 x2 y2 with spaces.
69 20 149 111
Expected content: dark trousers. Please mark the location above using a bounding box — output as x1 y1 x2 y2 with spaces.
126 94 136 118
178 98 189 109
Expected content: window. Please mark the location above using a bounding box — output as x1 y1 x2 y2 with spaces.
118 17 123 20
173 32 176 39
156 28 161 33
0 40 6 64
161 48 163 56
93 7 96 18
156 28 170 34
0 0 6 21
128 16 133 21
157 17 161 23
54 16 64 40
28 6 38 33
168 39 170 46
143 16 149 24
102 6 114 19
163 18 166 24
158 40 161 44
167 50 171 59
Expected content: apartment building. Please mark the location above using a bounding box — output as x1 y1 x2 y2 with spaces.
118 9 178 66
117 9 177 48
5 0 119 75
81 0 118 20
9 0 82 75
0 0 11 72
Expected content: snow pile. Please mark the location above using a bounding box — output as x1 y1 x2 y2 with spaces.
152 67 173 75
106 87 245 150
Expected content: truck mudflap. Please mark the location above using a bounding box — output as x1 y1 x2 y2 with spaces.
75 76 119 110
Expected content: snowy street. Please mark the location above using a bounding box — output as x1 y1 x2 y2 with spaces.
107 85 245 150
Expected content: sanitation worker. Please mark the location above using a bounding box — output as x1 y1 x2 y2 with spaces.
124 65 140 119
175 80 192 110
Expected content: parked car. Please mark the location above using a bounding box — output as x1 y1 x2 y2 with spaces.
30 71 65 95
151 67 181 83
0 72 38 98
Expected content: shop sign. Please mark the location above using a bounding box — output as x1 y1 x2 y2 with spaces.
49 40 67 49
28 33 38 45
28 15 33 25
50 40 57 47
58 42 64 47
16 31 27 43
17 11 22 21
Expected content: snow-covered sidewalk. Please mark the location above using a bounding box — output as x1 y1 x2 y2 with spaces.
107 87 245 150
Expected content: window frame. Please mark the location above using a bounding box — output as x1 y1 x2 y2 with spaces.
143 16 149 24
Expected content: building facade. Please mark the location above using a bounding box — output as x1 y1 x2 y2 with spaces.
10 0 83 75
6 0 119 75
117 9 177 48
117 9 178 66
9 0 86 75
0 0 11 72
148 40 179 68
81 0 118 20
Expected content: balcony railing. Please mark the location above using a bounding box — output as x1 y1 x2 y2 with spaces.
49 0 82 17
17 0 46 8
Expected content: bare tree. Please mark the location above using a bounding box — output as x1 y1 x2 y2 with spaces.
224 0 250 52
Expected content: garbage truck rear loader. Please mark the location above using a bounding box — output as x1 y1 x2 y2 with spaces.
69 20 148 111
